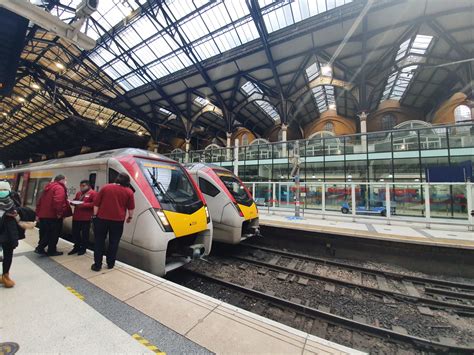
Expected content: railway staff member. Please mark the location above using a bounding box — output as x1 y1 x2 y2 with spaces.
68 180 97 256
0 181 19 288
91 173 135 271
35 175 72 256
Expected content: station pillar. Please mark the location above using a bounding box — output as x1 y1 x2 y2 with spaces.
281 124 288 158
359 112 367 152
226 132 232 161
185 138 191 163
234 139 239 176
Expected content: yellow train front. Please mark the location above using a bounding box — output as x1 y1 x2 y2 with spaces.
186 163 260 244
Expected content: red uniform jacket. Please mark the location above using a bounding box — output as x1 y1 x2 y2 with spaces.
94 184 135 222
72 189 97 221
36 181 71 219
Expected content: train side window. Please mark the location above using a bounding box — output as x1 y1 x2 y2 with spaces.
25 179 38 207
89 173 97 190
199 178 220 197
108 168 119 184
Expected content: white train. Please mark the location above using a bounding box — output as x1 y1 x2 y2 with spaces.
0 148 212 275
186 163 260 244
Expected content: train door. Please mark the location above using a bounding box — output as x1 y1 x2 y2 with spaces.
198 174 222 223
16 172 30 205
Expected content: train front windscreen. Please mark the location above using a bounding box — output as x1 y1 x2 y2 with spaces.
139 159 203 214
215 170 253 207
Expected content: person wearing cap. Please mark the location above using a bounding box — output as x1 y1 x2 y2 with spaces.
91 173 135 271
68 180 96 255
0 181 19 288
35 174 72 256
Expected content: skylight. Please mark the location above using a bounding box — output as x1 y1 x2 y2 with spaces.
311 85 336 113
194 97 210 107
259 0 353 34
241 82 280 121
382 34 433 101
80 0 353 91
49 0 147 40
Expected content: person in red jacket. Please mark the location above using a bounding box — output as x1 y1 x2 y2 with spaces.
91 173 135 271
68 180 97 256
35 174 72 256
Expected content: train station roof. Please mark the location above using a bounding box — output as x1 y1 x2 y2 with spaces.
0 0 473 163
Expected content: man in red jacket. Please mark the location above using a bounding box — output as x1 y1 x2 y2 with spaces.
91 173 135 271
35 174 71 256
68 180 97 256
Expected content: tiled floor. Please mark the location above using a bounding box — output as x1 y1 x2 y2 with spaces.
5 231 362 355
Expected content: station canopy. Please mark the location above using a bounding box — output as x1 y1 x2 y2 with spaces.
0 0 472 162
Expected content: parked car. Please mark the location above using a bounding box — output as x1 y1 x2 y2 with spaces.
341 201 396 217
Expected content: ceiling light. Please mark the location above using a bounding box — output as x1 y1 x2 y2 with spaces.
31 83 40 90
312 175 316 178
414 178 420 182
379 178 385 182
97 118 104 125
347 174 352 179
138 131 143 136
328 103 336 110
55 62 65 70
2 112 7 117
321 64 333 77
17 97 25 102
388 174 393 178
280 175 284 179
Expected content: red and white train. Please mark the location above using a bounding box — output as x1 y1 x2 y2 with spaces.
0 148 213 276
186 163 260 244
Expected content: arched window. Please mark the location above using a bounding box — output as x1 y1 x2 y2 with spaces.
382 113 396 131
242 133 249 146
324 121 334 133
454 105 472 123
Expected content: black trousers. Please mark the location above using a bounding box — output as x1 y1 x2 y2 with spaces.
93 218 124 267
38 218 63 253
1 243 14 274
72 220 90 250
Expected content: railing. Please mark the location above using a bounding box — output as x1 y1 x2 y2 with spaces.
243 181 474 229
167 123 474 171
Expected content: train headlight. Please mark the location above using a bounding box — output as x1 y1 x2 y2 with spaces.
155 209 173 232
204 205 210 224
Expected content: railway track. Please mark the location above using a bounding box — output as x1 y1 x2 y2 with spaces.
183 268 474 353
238 243 474 314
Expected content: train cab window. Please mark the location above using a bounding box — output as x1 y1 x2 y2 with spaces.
89 173 97 190
108 168 135 192
199 178 220 197
108 168 119 184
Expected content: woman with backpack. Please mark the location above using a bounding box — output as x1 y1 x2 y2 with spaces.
0 181 20 288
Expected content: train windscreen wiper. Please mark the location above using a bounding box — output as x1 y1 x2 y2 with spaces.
147 170 177 206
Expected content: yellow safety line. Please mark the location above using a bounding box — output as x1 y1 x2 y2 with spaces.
65 286 85 301
132 334 165 354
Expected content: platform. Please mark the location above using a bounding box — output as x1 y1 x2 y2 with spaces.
259 210 474 250
0 230 362 355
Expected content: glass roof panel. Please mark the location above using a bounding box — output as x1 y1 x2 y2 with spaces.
241 81 279 121
383 34 433 101
311 85 336 113
82 0 353 91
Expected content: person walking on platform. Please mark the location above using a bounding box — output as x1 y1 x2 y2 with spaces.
0 181 20 288
91 173 135 271
35 175 72 256
68 180 97 256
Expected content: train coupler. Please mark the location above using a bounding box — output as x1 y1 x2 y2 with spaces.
186 243 205 259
